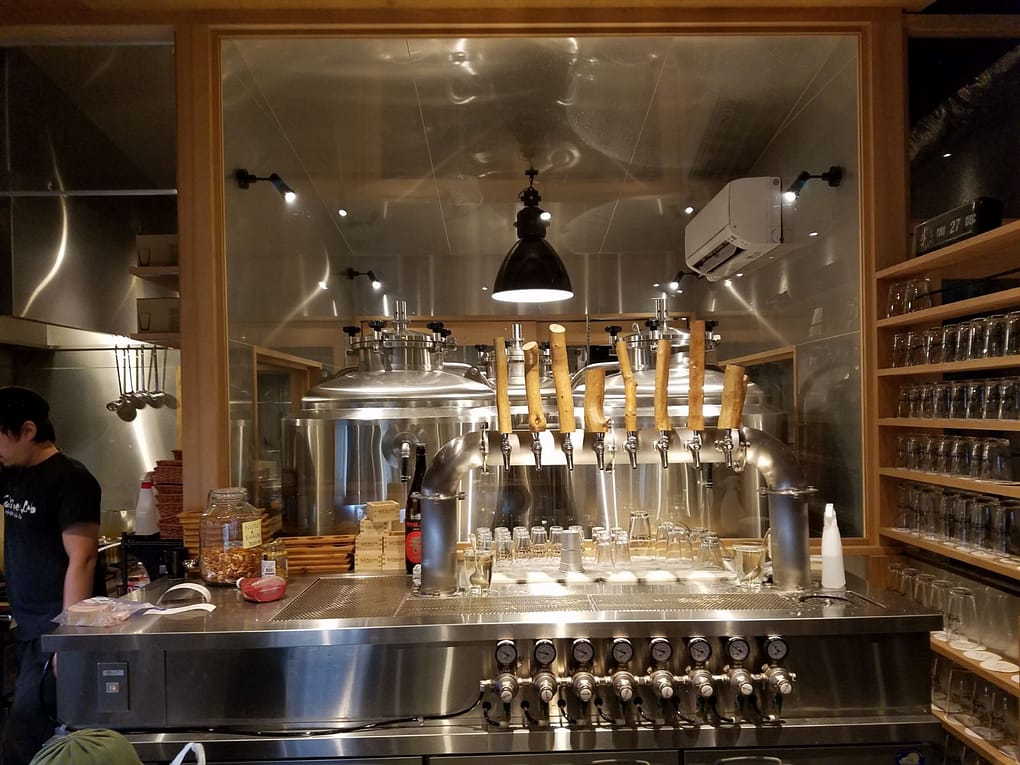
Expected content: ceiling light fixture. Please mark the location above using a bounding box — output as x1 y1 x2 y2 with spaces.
782 165 843 202
684 205 695 215
492 168 573 303
344 267 382 290
668 271 685 292
235 168 297 203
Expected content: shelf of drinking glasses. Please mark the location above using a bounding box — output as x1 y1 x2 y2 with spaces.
878 287 1020 330
878 357 1020 376
879 469 1020 499
876 220 1020 281
879 418 1020 431
881 527 1020 580
930 637 1020 698
933 708 1019 765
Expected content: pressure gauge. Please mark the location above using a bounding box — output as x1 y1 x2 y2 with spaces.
687 637 712 664
533 639 557 666
726 636 751 663
649 638 673 663
765 636 789 662
495 639 518 666
571 638 595 665
611 638 634 664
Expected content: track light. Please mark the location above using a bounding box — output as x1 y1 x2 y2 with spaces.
783 166 843 202
235 168 297 203
668 271 685 291
492 168 573 303
344 267 382 290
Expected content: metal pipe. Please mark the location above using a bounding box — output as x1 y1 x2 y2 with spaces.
420 426 812 595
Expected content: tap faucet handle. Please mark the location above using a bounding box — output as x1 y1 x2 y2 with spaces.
584 369 608 471
615 339 639 434
688 319 706 431
549 324 576 471
718 364 748 430
654 338 671 433
494 336 513 437
523 342 547 471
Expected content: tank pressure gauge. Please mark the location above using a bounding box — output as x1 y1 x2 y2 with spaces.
765 636 789 662
649 638 673 663
571 638 595 665
495 639 518 666
687 637 712 664
611 638 634 664
533 639 557 666
726 637 751 663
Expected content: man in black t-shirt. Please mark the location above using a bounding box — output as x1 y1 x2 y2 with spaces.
0 386 101 765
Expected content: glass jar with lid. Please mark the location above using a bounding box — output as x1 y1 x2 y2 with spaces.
200 487 262 584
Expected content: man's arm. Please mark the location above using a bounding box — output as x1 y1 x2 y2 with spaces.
62 521 99 609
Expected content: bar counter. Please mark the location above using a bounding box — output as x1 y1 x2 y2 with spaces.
42 572 941 762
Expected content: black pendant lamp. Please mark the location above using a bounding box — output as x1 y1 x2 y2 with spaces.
492 169 573 303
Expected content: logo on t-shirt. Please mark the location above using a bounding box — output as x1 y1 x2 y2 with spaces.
2 495 37 520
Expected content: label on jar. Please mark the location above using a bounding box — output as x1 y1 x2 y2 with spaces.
242 519 262 548
261 558 277 577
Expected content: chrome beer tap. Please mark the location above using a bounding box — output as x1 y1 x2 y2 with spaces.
549 323 576 471
686 319 706 470
653 337 672 468
478 421 490 475
584 368 609 470
494 336 513 471
615 338 639 469
522 341 546 471
716 364 748 470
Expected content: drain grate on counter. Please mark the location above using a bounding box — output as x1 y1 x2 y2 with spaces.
396 595 594 617
592 592 799 611
273 575 409 620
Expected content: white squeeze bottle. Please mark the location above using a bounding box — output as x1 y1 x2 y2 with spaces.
821 502 846 590
135 471 158 536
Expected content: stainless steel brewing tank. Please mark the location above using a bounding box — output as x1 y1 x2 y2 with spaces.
282 309 496 535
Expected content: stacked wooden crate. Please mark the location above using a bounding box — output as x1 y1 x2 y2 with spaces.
354 500 405 572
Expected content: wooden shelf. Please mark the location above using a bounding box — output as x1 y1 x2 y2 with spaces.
882 527 1020 580
131 332 180 348
129 265 180 291
878 418 1020 432
879 468 1020 499
878 286 1020 329
876 220 1020 281
933 708 1018 765
877 357 1020 376
930 635 1020 698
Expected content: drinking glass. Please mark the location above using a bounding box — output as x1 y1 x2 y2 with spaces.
530 525 549 559
997 378 1019 419
896 384 912 418
548 526 564 556
897 566 919 598
945 666 977 725
892 332 911 368
949 382 968 419
1005 311 1020 355
465 542 494 596
666 526 694 568
697 531 726 571
931 653 950 710
593 533 615 570
966 318 989 361
494 527 514 568
885 280 908 317
965 383 985 419
913 572 937 605
732 543 767 588
886 561 905 592
946 586 983 649
933 383 953 419
929 579 954 639
904 276 933 313
512 526 532 561
972 682 999 741
982 381 1002 420
984 314 1006 358
920 327 942 365
612 530 632 567
628 510 652 543
980 438 1011 481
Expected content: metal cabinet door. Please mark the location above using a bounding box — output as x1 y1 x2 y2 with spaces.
435 752 680 765
683 745 929 765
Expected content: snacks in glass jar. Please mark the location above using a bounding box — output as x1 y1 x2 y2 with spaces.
200 545 261 584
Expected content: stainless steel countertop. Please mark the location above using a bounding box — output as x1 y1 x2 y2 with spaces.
43 572 942 651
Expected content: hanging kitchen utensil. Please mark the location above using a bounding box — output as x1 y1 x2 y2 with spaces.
116 347 138 422
131 347 147 409
147 345 165 408
106 345 126 412
160 345 178 409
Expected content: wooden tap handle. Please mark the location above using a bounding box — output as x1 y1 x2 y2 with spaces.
718 364 747 430
494 336 512 435
654 337 671 431
688 319 706 431
584 368 609 433
549 324 576 433
522 341 547 433
615 339 638 432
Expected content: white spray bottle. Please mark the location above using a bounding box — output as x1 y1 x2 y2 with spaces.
821 502 846 590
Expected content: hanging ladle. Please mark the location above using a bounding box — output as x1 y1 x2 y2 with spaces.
147 345 165 408
106 346 125 412
114 347 137 422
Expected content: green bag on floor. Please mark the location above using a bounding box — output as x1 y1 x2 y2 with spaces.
29 728 143 765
